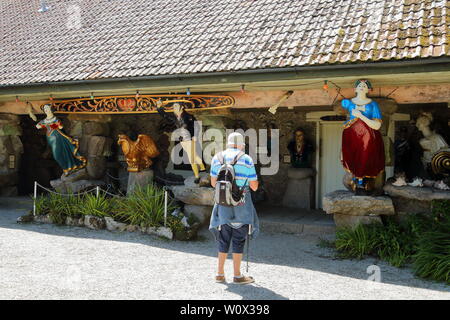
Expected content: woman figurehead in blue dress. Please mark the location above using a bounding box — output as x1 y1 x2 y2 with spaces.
341 80 385 193
28 103 87 176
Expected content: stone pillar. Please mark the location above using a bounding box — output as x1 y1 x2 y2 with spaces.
127 169 154 194
282 167 315 209
0 114 23 196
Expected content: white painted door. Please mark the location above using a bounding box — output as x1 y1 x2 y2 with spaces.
319 122 346 208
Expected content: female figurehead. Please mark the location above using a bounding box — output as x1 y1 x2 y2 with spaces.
31 103 86 175
340 80 385 193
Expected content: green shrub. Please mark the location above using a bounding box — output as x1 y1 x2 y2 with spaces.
34 195 49 215
332 200 450 283
335 224 376 259
77 193 113 217
114 184 178 228
413 200 450 284
46 193 68 224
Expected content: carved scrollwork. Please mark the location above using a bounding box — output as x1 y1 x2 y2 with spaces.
46 94 234 114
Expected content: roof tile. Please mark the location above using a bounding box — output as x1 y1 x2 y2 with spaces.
0 0 449 86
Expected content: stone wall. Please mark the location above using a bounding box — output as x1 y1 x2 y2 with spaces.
0 114 24 196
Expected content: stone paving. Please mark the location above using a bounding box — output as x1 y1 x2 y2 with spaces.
0 203 449 300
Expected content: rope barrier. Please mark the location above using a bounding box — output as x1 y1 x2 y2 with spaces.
106 171 128 181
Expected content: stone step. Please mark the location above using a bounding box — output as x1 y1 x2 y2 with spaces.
257 205 335 235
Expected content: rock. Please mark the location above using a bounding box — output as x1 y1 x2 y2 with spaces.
68 121 84 138
84 215 106 230
0 113 20 124
34 214 52 224
282 167 315 209
323 190 395 216
127 170 154 194
184 172 211 187
125 224 140 232
383 182 450 201
171 185 215 206
333 214 383 229
0 136 14 154
65 216 84 227
51 178 105 194
146 226 173 239
383 181 450 215
17 214 34 223
0 123 22 136
105 217 128 232
86 156 106 179
83 122 108 136
87 136 108 156
174 223 201 241
184 205 213 225
10 136 23 154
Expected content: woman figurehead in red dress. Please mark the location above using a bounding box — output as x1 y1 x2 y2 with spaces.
341 80 385 193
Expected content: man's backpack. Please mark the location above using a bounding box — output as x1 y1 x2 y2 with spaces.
214 151 247 206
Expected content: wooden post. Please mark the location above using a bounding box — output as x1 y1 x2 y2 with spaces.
164 189 168 227
33 181 37 216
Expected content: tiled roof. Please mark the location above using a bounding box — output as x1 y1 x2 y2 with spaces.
0 0 449 86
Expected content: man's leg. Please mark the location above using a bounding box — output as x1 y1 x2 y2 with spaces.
216 225 231 282
218 252 227 275
232 253 243 277
231 225 254 284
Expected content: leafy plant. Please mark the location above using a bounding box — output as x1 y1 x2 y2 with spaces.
413 200 450 284
332 200 450 283
34 194 49 216
114 184 178 228
46 193 68 224
77 193 113 217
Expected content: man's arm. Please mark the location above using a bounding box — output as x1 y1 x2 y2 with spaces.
210 176 217 188
249 180 258 191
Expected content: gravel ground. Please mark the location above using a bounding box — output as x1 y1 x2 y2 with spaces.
0 207 448 300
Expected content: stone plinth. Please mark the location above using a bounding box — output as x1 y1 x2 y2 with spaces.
170 185 214 206
50 168 105 193
383 181 450 215
184 204 213 225
127 169 154 194
323 190 395 228
282 168 315 209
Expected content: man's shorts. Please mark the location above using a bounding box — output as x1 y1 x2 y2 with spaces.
217 224 249 254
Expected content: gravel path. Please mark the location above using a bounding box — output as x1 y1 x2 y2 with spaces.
0 207 448 300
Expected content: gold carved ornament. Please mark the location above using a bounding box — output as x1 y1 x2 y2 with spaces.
117 134 160 172
46 94 234 114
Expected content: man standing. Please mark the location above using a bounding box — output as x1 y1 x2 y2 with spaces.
209 132 259 285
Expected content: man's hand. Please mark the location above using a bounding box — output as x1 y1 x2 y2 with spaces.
156 99 163 109
249 180 259 191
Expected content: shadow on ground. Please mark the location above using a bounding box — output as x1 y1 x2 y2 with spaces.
0 200 448 296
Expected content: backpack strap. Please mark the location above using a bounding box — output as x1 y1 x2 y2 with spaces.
231 151 245 165
217 151 225 165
